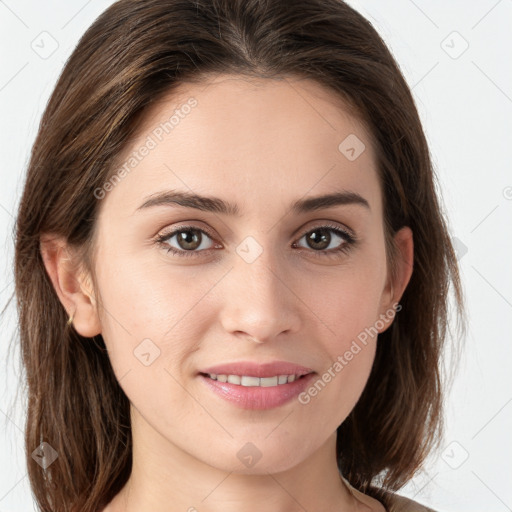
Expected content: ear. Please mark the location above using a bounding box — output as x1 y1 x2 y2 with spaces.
377 226 414 333
40 233 102 338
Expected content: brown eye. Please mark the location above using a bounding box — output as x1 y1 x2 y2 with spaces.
155 223 356 260
294 225 354 254
174 229 203 250
304 227 332 250
155 226 217 257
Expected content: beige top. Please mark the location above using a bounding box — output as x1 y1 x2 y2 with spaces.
341 475 437 512
386 492 437 512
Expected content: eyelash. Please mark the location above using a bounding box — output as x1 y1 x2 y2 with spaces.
154 223 357 259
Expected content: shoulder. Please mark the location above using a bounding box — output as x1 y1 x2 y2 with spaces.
385 491 438 512
340 475 438 512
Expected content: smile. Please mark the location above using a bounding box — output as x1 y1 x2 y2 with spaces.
202 373 308 386
198 372 316 410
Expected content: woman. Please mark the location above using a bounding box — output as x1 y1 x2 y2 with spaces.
13 0 466 511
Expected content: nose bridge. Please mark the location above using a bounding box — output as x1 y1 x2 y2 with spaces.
219 235 301 341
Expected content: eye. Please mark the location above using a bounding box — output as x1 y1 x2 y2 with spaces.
154 223 357 259
155 225 219 258
292 224 356 257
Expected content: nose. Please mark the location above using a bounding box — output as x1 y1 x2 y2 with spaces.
218 244 302 344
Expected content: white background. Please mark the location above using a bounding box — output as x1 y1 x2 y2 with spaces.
0 1 511 511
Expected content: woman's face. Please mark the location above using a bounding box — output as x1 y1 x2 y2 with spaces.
87 74 412 474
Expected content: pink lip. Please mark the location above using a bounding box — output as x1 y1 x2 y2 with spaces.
199 361 314 378
197 361 316 410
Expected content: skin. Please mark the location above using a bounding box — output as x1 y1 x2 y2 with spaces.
41 74 413 512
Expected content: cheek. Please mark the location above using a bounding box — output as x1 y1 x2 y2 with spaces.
94 250 221 373
296 260 385 412
305 260 386 347
298 282 380 428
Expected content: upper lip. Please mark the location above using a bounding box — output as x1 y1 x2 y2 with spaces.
199 361 315 378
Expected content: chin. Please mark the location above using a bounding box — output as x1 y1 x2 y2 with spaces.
205 441 306 476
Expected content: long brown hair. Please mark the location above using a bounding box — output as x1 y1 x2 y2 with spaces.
9 0 466 510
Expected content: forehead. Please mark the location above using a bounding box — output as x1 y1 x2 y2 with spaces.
100 74 381 219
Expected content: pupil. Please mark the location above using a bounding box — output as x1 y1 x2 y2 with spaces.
308 228 330 250
178 230 201 250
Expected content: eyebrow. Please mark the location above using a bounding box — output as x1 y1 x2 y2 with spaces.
136 189 370 215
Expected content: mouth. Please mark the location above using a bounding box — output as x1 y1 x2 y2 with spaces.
198 370 316 410
196 360 316 409
199 372 312 387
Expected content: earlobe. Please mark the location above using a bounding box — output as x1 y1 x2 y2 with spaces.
40 233 101 338
378 226 414 332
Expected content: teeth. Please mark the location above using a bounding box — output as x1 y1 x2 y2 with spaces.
206 373 301 386
242 375 263 386
260 376 278 387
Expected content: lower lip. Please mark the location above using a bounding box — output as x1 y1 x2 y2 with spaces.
198 373 316 410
